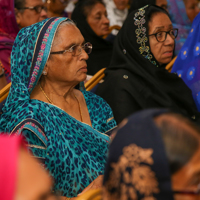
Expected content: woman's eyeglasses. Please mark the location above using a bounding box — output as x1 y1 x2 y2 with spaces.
21 5 47 13
50 42 93 57
148 28 178 42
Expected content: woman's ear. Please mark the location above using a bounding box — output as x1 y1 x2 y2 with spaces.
14 8 22 27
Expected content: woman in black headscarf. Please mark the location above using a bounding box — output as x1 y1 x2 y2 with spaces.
96 5 200 124
129 0 168 13
71 0 113 76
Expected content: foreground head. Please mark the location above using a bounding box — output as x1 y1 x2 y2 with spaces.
80 0 110 37
0 135 53 200
103 109 200 200
15 0 47 29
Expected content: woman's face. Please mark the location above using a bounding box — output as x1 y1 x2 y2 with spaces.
184 0 199 22
45 25 89 85
172 143 200 200
148 12 175 65
113 0 129 10
87 3 110 37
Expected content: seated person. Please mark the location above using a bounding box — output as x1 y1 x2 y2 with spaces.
103 0 129 36
129 0 168 12
167 0 199 55
0 0 47 89
0 18 117 198
103 109 200 200
71 0 113 76
96 5 200 124
46 0 68 18
171 13 200 112
0 135 55 200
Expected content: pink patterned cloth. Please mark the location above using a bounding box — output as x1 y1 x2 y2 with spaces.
0 0 19 82
0 135 25 200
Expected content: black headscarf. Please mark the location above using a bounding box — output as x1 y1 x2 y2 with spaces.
96 5 200 124
129 0 156 13
71 0 113 75
103 109 174 200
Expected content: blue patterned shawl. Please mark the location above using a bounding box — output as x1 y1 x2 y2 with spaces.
171 13 200 112
167 0 192 55
0 18 116 197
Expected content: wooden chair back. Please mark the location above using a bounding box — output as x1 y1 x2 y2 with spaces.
103 25 121 39
0 82 11 103
85 68 106 91
76 189 102 200
165 56 177 72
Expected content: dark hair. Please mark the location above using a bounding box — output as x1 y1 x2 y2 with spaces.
14 0 26 9
146 5 170 24
79 0 105 18
155 113 200 174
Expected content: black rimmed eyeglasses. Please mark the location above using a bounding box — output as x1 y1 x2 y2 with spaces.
20 5 47 13
50 42 93 57
148 28 178 42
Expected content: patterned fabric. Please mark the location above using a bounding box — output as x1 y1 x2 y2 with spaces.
103 109 174 200
167 0 192 55
171 13 200 111
134 5 157 66
0 17 117 197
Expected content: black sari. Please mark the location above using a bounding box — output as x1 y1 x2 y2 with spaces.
71 1 113 75
96 5 200 124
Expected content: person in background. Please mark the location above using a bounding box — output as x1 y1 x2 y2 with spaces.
71 0 113 76
65 0 78 19
46 0 68 18
0 0 47 90
0 0 19 90
129 0 168 13
167 0 199 55
103 109 200 200
171 13 200 112
0 17 116 198
15 0 48 29
0 135 55 200
103 0 129 35
96 5 200 125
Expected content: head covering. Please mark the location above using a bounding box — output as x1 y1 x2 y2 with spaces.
167 0 192 55
71 0 113 75
0 135 25 200
103 109 174 200
171 13 200 111
0 17 70 132
0 0 19 82
96 5 200 124
129 0 156 13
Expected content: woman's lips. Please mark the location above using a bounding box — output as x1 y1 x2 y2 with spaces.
163 51 173 57
79 66 87 73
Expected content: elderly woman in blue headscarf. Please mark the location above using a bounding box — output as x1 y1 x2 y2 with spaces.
0 17 116 198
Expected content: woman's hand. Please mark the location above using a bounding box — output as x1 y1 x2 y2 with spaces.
78 175 104 196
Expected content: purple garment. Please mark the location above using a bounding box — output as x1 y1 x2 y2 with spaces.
0 0 19 82
167 0 192 55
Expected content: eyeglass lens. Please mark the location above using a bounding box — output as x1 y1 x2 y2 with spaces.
73 43 92 56
157 29 178 42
